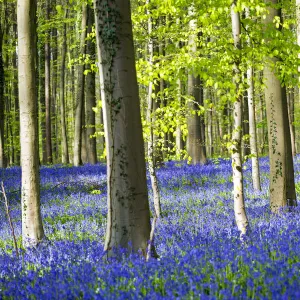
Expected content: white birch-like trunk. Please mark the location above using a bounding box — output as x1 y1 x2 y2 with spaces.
94 0 152 255
17 0 46 247
146 1 161 218
231 2 249 235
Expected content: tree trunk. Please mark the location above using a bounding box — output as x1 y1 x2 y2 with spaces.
94 0 152 255
175 79 184 157
247 66 261 191
45 0 52 164
74 4 88 166
231 1 249 236
59 12 69 164
146 0 161 218
264 0 297 212
0 23 5 168
187 10 207 165
17 0 46 247
287 89 296 157
85 5 97 164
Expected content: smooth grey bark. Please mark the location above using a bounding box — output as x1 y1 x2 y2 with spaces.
74 4 88 166
264 0 297 212
94 0 152 255
146 1 161 218
39 37 47 164
245 8 261 191
85 6 97 164
247 66 261 191
59 13 69 164
287 89 296 157
45 0 52 164
13 20 20 165
230 2 249 235
187 10 207 165
17 0 46 247
51 26 58 162
176 79 184 157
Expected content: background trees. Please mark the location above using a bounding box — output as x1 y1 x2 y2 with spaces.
0 0 299 246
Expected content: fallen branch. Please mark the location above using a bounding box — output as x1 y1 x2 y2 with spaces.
1 182 19 258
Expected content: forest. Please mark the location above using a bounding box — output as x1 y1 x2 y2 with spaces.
1 0 300 298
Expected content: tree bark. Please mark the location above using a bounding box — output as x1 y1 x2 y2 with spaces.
74 4 88 166
245 8 261 191
247 66 261 191
45 0 52 164
264 0 297 212
85 5 97 164
146 0 161 218
187 10 207 165
94 0 152 255
59 12 69 164
0 22 5 168
287 89 296 157
17 0 46 247
231 1 249 235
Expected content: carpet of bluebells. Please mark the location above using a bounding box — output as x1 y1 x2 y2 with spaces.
1 157 300 299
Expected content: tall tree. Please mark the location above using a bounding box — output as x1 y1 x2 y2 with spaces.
230 1 248 236
146 0 161 218
45 0 52 164
245 7 261 191
59 11 69 164
17 0 46 247
74 4 88 166
0 14 5 168
85 5 97 164
94 0 152 255
264 0 297 212
187 7 206 165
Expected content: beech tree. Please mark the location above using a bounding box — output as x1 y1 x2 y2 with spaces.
17 0 46 247
264 0 297 212
94 0 152 255
187 6 206 165
74 4 88 166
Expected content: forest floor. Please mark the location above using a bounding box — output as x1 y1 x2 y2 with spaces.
1 157 300 298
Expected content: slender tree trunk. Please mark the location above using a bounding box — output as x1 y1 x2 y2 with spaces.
243 92 250 158
94 0 152 255
13 21 20 165
17 0 46 247
45 0 52 164
187 10 207 165
176 79 184 157
85 5 97 164
264 0 297 212
287 89 296 157
231 1 249 235
247 66 261 191
74 4 88 166
51 26 58 162
59 12 69 164
0 23 5 168
146 0 161 218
